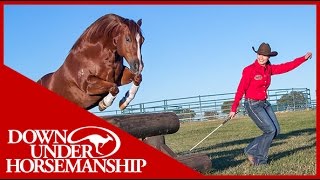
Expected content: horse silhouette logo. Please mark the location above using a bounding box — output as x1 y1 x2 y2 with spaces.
67 126 121 158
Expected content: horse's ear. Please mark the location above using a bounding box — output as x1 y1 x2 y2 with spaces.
137 19 142 27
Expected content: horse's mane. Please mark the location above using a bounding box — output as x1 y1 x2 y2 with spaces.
70 13 142 51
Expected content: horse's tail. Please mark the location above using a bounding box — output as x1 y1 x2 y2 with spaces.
37 72 54 87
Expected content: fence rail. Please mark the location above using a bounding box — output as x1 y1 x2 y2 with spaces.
93 88 315 122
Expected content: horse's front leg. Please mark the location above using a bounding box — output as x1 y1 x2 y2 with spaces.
119 67 142 110
86 76 119 111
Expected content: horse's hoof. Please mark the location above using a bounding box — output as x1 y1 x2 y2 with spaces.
119 103 127 110
119 104 126 110
98 101 107 111
118 97 126 110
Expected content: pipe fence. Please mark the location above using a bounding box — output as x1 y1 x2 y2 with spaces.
93 88 315 122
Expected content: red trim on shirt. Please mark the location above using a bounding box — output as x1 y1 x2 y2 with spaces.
231 56 307 112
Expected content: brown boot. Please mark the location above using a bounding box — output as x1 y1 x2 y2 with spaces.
247 154 258 165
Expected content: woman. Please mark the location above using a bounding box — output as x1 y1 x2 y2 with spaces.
229 42 312 165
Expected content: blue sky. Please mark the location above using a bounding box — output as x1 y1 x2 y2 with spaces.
4 5 316 112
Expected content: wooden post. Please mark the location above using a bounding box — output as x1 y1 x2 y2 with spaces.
142 135 177 157
176 153 212 173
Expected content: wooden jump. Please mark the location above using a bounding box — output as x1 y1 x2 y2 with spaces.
101 112 180 139
100 112 212 173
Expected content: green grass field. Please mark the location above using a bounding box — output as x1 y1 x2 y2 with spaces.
166 110 316 175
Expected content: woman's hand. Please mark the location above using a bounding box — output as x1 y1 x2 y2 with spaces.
305 52 312 60
229 111 236 119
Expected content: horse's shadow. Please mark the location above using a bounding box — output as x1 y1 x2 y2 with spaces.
179 128 315 171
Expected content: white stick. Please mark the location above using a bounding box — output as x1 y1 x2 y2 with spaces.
189 124 223 151
189 111 239 151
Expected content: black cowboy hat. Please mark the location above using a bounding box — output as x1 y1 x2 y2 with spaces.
252 42 278 57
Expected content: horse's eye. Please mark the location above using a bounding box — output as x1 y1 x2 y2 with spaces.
126 37 131 42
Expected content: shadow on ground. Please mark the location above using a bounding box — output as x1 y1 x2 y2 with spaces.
179 128 315 171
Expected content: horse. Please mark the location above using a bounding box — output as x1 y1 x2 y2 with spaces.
37 13 144 111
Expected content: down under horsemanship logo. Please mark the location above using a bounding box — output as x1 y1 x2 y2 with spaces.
254 74 263 80
6 126 147 173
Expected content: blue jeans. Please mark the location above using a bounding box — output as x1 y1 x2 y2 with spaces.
244 99 280 165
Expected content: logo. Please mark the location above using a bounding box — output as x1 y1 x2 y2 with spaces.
67 126 121 158
254 74 263 80
6 126 147 173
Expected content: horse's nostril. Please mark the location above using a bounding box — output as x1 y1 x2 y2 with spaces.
130 62 139 73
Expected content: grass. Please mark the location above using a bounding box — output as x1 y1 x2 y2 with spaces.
165 110 316 175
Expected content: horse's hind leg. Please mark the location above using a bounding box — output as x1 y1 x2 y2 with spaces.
118 67 142 110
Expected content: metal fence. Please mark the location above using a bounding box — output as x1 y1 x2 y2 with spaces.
311 99 316 109
93 88 315 122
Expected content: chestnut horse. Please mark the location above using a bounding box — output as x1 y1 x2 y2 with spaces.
37 14 144 111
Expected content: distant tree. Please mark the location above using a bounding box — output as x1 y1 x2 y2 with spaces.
221 101 233 114
221 100 244 114
277 91 307 109
204 110 219 119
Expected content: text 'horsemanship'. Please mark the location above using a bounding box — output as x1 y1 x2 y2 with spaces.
6 126 147 173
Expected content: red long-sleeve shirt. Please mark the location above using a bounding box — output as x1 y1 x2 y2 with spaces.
231 56 307 112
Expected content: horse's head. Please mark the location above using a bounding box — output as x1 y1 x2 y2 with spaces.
70 14 145 75
113 19 144 75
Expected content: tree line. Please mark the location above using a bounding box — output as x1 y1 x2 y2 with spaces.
174 91 309 121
